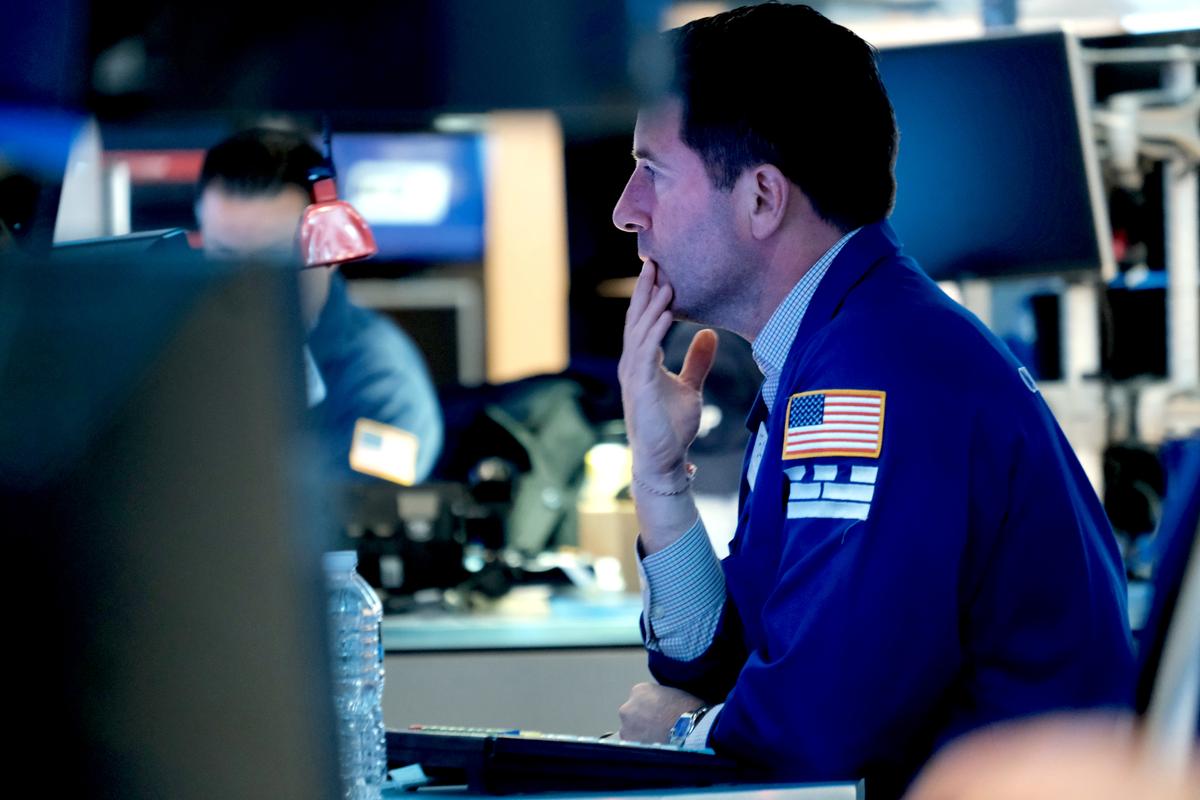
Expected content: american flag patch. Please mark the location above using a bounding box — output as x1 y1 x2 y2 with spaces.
782 390 885 460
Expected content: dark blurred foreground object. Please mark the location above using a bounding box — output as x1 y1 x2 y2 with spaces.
0 248 340 798
76 0 655 121
904 714 1199 800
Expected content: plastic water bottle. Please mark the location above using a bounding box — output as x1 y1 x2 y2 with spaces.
323 551 387 800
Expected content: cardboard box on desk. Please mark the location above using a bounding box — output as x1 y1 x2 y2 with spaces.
577 498 640 594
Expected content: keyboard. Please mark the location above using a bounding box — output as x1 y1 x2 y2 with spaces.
386 726 762 794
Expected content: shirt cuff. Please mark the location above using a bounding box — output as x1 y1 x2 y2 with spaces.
684 702 723 750
638 517 726 660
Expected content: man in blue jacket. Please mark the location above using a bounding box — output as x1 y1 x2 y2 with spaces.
611 4 1134 797
197 127 443 483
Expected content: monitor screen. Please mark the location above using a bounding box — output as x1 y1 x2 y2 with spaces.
331 133 485 263
878 31 1112 281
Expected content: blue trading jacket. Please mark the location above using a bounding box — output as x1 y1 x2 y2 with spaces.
307 275 443 482
649 221 1135 797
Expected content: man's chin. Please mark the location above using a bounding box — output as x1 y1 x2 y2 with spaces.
671 294 728 328
670 304 701 325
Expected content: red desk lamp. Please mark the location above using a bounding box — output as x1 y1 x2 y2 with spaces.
299 120 378 268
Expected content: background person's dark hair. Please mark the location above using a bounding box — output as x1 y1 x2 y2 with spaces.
668 2 898 232
197 127 323 202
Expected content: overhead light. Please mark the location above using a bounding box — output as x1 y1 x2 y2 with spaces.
1121 10 1200 34
433 114 489 134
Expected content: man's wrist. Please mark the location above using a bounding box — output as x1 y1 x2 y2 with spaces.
632 462 697 497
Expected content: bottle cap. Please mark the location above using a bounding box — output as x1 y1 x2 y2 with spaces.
321 550 358 574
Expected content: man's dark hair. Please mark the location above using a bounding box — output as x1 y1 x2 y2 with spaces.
197 127 323 201
668 2 897 232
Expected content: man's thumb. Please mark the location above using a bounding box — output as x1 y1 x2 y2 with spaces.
679 328 719 392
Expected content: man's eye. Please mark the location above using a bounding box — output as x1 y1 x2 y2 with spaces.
642 164 656 179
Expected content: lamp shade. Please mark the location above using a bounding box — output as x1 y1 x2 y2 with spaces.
299 178 378 268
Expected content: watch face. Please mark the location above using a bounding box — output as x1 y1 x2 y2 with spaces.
669 713 693 746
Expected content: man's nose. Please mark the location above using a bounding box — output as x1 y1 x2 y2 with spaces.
612 174 648 233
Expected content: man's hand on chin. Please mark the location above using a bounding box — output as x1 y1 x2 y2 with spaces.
618 682 705 744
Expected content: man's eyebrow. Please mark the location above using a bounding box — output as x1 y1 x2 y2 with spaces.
632 146 659 162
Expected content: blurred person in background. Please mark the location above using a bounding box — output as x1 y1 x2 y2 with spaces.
196 127 442 482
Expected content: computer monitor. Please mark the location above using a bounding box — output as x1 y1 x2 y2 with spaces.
50 227 192 258
331 133 486 264
0 249 340 798
347 274 485 387
878 30 1114 281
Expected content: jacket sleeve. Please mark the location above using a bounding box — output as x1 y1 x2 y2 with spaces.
647 583 749 706
701 376 1132 788
312 306 444 482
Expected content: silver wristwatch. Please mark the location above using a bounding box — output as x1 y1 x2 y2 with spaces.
667 704 712 748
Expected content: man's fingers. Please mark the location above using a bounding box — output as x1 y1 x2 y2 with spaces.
622 306 672 384
648 304 676 352
623 286 674 385
629 280 673 343
626 263 671 337
678 328 719 392
624 259 658 327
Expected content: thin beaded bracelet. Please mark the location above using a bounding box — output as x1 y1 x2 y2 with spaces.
631 463 698 497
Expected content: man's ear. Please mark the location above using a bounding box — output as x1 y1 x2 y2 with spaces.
743 164 789 240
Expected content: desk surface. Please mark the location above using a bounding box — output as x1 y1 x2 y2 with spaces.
383 579 1152 654
383 591 645 653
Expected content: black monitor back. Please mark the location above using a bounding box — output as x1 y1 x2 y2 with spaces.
50 227 192 259
0 250 340 798
879 31 1111 281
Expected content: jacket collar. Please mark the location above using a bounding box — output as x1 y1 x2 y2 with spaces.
793 219 902 347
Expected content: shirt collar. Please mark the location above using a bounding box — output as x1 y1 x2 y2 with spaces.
751 228 859 410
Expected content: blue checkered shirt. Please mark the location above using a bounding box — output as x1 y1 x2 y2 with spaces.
640 228 861 661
